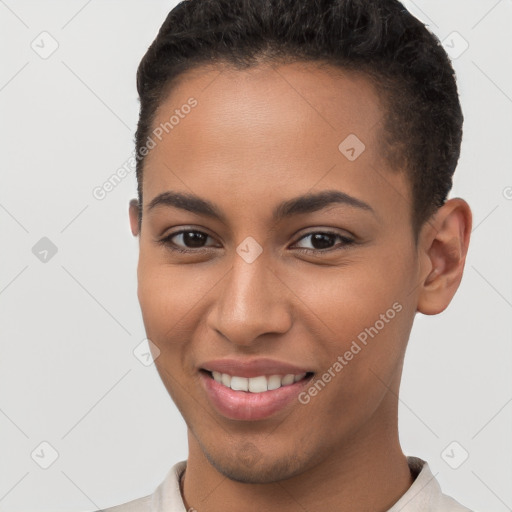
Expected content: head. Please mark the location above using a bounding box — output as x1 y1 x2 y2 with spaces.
129 0 471 484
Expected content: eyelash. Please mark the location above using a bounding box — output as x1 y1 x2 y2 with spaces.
157 229 356 255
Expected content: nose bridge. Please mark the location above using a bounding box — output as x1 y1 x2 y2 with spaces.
208 247 291 345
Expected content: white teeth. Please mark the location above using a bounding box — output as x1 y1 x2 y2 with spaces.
221 372 231 387
210 371 308 393
230 376 249 391
281 374 295 386
267 375 282 391
248 375 267 393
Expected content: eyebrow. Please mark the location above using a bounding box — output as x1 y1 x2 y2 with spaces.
147 189 376 223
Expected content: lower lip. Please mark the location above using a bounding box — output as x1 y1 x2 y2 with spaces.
199 371 313 421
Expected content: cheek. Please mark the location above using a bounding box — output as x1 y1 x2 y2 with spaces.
286 259 405 341
137 261 193 342
287 256 411 393
136 254 221 351
137 265 203 391
298 281 409 432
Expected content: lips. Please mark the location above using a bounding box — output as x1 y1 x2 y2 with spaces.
198 358 315 421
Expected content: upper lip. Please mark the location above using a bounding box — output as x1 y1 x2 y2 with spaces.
200 358 313 378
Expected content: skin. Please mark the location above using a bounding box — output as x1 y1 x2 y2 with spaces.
128 61 472 512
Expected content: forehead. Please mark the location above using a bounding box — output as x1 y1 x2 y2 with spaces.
153 60 384 153
142 61 411 228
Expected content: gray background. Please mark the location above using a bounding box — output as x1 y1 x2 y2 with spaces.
0 1 511 510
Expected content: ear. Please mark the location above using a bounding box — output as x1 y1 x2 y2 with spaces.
416 198 472 315
129 199 140 237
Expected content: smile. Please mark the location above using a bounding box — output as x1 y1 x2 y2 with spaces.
209 370 310 393
200 369 315 421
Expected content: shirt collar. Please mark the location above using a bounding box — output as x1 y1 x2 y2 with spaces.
150 456 460 512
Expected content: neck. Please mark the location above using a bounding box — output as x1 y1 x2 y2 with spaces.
181 407 414 512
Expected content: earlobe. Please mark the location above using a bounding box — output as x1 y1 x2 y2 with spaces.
129 199 140 237
416 198 472 315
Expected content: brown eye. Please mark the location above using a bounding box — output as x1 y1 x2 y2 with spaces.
175 231 209 248
293 232 355 253
159 230 219 253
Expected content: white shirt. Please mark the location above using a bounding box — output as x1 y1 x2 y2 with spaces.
96 456 474 512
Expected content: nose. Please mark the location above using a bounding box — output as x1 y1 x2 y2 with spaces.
206 249 293 347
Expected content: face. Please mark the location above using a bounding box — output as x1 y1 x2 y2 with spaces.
130 61 425 483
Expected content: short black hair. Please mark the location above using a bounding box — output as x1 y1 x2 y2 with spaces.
134 0 463 241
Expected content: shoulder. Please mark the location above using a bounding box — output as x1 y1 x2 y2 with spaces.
96 494 152 512
89 460 187 512
435 493 475 512
387 456 475 512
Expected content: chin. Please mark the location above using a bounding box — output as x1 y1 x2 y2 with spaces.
203 443 304 484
